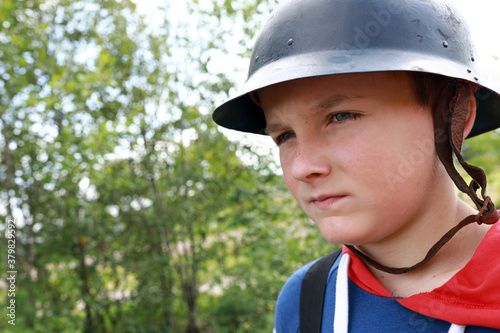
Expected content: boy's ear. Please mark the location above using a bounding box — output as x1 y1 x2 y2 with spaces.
463 83 478 140
250 91 262 108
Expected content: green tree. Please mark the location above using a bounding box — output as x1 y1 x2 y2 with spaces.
0 0 338 332
1 0 147 331
462 130 500 206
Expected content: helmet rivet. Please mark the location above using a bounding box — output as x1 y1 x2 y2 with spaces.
467 69 472 73
255 56 259 62
474 77 479 81
442 41 448 48
287 38 294 45
471 56 475 62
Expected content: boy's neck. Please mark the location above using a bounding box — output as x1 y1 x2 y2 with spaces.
359 198 490 297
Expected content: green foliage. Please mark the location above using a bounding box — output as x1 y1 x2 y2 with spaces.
462 130 500 206
0 0 330 332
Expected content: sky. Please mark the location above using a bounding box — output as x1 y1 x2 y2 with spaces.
133 0 500 160
453 0 500 85
134 0 500 82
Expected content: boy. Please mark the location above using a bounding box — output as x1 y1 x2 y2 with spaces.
213 0 500 331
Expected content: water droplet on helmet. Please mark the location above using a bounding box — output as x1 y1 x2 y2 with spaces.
443 41 448 48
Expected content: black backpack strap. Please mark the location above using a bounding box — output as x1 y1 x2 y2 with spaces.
299 248 343 333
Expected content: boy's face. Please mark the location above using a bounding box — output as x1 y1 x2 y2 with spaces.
259 72 446 246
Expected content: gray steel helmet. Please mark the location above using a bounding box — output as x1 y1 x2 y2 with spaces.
213 0 500 138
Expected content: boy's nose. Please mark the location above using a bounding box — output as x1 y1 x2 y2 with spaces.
289 141 331 182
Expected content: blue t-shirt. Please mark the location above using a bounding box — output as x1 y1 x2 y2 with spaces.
274 254 500 332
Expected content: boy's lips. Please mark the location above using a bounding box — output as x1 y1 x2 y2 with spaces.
309 194 348 209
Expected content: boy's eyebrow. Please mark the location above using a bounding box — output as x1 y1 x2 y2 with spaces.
315 94 365 110
264 94 365 135
264 122 288 135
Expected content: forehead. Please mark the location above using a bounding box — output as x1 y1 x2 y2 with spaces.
257 72 414 113
260 71 410 92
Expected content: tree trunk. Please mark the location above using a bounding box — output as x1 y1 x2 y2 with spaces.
183 280 202 333
77 237 94 333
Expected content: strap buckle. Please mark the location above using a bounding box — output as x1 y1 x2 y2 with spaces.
475 196 499 225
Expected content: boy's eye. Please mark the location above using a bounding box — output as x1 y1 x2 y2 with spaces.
273 112 358 145
330 112 357 123
275 132 295 145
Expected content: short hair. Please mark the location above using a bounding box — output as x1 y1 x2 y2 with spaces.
404 71 449 108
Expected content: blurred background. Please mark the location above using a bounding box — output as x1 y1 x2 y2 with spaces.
0 0 498 332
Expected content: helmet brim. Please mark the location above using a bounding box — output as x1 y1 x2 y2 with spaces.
213 49 500 138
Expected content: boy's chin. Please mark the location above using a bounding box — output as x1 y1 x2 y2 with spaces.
315 218 378 246
317 226 357 245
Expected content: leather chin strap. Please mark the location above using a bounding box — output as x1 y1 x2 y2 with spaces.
346 80 499 275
